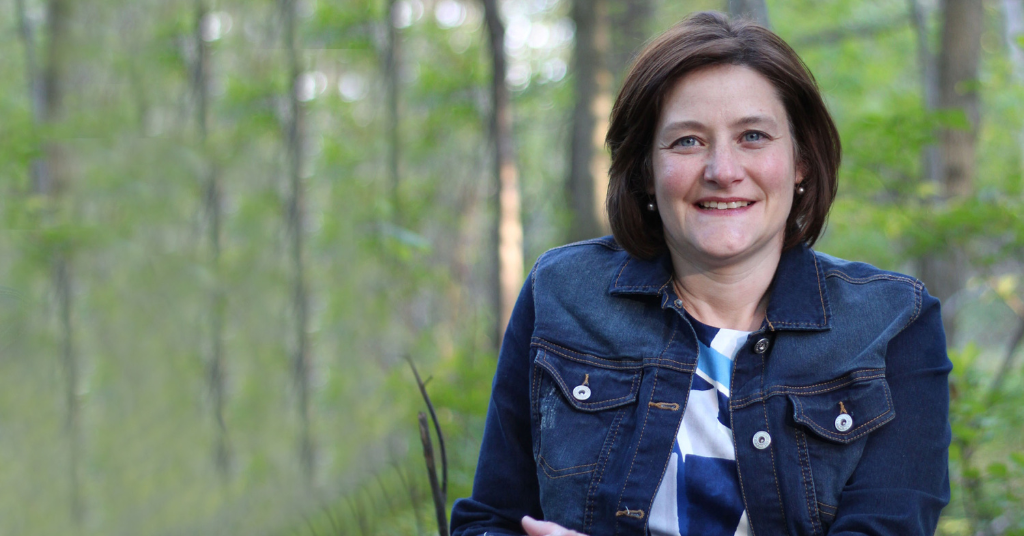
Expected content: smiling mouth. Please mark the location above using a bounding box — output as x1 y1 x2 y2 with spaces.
698 201 753 210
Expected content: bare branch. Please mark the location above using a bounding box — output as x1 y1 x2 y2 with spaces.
405 355 448 499
418 412 449 536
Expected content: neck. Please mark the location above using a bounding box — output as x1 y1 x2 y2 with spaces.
669 245 782 332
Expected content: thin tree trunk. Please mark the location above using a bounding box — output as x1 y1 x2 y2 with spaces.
567 0 612 242
920 0 983 344
385 0 401 220
282 0 314 485
194 0 230 477
482 0 524 346
727 0 771 27
22 0 82 523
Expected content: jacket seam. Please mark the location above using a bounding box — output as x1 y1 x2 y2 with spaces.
532 339 696 373
760 347 788 526
538 456 598 478
531 340 644 369
795 428 823 536
812 252 828 325
731 371 886 408
613 367 658 536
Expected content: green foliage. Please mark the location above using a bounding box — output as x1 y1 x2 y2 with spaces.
0 0 1021 534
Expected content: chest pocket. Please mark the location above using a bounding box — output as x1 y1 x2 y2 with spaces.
786 372 895 532
532 346 642 478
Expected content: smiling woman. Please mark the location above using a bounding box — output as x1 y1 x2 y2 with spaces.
451 11 950 536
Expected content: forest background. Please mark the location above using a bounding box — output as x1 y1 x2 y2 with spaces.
0 0 1022 534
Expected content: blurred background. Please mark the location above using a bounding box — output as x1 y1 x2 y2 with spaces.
0 0 1022 534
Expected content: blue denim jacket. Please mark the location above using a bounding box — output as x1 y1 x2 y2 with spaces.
451 237 951 535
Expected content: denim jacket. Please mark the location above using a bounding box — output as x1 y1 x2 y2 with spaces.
451 237 951 536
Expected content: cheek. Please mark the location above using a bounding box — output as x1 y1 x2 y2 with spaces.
652 158 697 196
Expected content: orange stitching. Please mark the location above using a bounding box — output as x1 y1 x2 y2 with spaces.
615 508 645 519
812 252 828 324
824 271 917 286
538 456 598 479
532 340 643 369
731 372 887 408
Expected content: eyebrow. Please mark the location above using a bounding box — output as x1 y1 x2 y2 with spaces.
660 115 780 133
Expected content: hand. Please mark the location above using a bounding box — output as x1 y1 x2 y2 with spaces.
521 515 590 536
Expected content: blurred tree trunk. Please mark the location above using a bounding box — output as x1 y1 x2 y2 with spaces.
1003 0 1024 172
194 0 230 477
908 0 941 184
1006 0 1024 81
608 0 651 85
17 0 82 523
920 0 983 344
567 0 612 242
385 0 401 219
482 0 524 346
727 0 771 27
282 0 314 485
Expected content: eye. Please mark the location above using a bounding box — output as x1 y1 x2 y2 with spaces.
742 131 769 143
670 136 699 148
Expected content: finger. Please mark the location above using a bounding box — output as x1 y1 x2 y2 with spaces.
521 515 588 536
521 515 567 536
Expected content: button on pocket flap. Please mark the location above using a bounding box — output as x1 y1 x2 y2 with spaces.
788 376 895 444
536 349 642 412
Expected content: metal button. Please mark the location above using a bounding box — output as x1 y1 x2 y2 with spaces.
753 431 772 449
673 298 683 308
753 338 770 354
573 385 591 401
835 413 853 432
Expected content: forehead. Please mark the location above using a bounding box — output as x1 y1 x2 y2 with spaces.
657 64 788 126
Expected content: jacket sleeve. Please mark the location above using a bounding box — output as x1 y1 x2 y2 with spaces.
827 285 952 535
450 272 542 536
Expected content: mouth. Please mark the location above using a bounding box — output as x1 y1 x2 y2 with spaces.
697 200 754 210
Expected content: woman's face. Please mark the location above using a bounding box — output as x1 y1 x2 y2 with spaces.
651 63 803 269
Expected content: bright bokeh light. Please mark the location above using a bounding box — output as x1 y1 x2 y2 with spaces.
435 0 467 29
505 15 531 54
507 61 532 89
201 11 233 42
539 58 567 83
339 73 368 102
394 0 424 29
297 71 328 102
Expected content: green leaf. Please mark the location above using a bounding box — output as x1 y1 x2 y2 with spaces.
987 462 1008 478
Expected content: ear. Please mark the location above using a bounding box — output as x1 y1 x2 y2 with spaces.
794 160 807 186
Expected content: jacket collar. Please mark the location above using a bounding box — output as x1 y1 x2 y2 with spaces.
608 244 832 331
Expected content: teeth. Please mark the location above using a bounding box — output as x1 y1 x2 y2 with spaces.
700 201 751 210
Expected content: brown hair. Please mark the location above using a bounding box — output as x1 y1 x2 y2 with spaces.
606 11 841 259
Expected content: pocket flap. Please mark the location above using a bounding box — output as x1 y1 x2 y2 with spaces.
535 348 642 412
788 376 895 444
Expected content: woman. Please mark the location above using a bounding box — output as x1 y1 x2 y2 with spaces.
451 11 950 536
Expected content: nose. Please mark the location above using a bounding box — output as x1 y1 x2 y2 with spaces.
704 144 743 186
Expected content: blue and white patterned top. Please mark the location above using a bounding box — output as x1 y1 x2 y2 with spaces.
648 317 752 536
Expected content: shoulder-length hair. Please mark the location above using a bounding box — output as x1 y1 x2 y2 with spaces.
606 11 841 259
